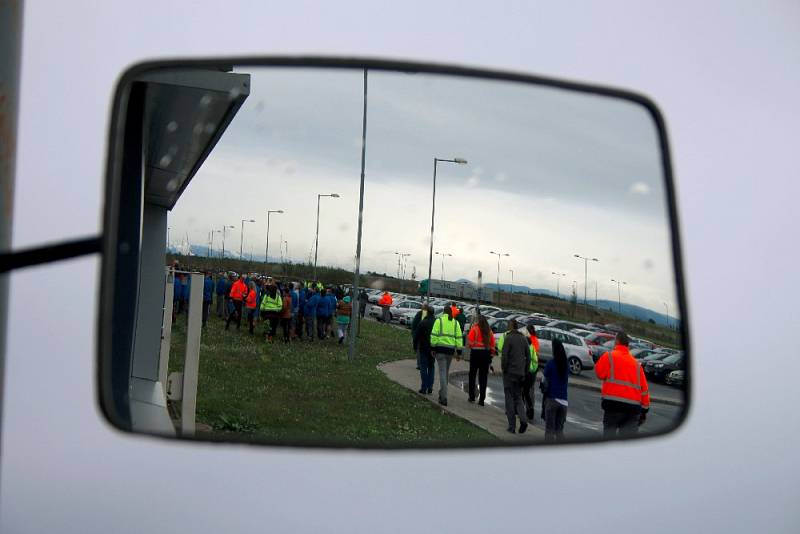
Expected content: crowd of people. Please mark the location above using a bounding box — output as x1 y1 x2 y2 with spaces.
409 304 651 441
170 262 359 345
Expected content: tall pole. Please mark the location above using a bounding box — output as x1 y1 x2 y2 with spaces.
611 278 626 314
490 251 510 291
241 219 255 259
166 227 171 251
552 271 565 299
575 254 599 318
349 68 369 362
221 225 234 259
509 269 514 294
663 302 669 328
312 194 340 280
265 209 284 265
426 157 467 300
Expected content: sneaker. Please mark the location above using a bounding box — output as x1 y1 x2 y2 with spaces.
519 422 528 434
418 388 426 394
426 388 432 394
338 336 344 345
507 425 516 434
478 400 485 406
439 399 448 406
468 398 475 403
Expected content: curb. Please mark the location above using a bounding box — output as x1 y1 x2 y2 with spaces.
450 371 684 407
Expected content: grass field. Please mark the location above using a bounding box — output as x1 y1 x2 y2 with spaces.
168 311 497 446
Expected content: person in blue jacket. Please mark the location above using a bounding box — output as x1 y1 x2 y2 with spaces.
303 287 320 341
290 283 300 339
315 288 331 340
324 289 338 339
215 272 227 318
202 271 214 327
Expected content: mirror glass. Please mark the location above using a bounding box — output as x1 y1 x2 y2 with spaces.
106 63 687 447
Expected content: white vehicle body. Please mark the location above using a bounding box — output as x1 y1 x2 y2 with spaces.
534 327 595 375
2 2 798 533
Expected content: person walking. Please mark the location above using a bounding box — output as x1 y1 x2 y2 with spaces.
244 280 258 335
215 272 226 318
501 318 530 434
594 331 650 438
358 288 369 320
202 271 214 328
223 273 234 320
279 287 292 343
378 290 393 323
523 324 540 420
414 305 436 394
467 315 496 405
542 339 569 442
259 284 283 342
324 289 338 338
316 288 332 340
335 294 352 345
429 306 463 406
225 273 246 331
303 287 320 341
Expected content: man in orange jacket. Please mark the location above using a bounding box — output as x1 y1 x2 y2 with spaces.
225 273 248 331
378 291 393 323
594 331 650 438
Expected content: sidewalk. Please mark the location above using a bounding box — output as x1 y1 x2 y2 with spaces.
378 358 544 443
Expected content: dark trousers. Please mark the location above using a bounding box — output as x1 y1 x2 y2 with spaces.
246 308 256 334
468 349 491 402
418 348 435 391
223 296 231 319
522 370 535 420
202 300 211 327
544 398 567 442
268 316 280 339
280 317 290 342
316 316 328 339
226 300 243 330
216 294 224 317
304 315 315 340
359 302 367 318
603 407 641 438
503 375 527 429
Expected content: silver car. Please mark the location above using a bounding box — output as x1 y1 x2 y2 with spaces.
535 327 594 375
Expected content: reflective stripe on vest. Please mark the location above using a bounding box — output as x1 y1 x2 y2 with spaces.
430 317 461 348
602 350 647 406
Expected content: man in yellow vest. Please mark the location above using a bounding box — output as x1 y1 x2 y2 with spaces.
430 306 464 406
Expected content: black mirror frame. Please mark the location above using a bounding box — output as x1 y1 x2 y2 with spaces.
98 56 691 448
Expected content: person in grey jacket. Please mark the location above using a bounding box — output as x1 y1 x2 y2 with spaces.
501 319 531 434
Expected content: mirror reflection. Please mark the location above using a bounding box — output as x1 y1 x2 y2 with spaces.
120 65 685 446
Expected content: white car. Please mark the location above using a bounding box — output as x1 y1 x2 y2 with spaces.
534 327 594 375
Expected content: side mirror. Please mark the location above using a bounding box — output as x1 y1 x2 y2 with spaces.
98 58 689 448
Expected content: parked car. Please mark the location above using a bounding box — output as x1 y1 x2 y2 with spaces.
546 320 586 332
399 309 419 327
584 332 616 346
535 327 594 375
644 352 685 381
665 370 685 387
517 315 551 328
485 309 518 319
571 328 595 338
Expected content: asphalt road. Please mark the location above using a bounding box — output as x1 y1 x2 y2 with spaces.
450 374 683 438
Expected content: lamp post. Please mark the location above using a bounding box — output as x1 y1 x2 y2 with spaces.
314 193 340 280
166 227 171 252
552 271 566 298
426 156 467 300
663 301 669 328
489 251 510 289
574 254 599 312
209 229 221 258
220 225 235 259
611 278 627 314
240 218 255 259
508 269 514 294
264 209 284 265
435 251 452 282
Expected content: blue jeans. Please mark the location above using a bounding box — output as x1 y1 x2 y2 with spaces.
418 348 435 391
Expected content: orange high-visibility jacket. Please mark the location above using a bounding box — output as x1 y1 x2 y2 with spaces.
378 293 393 306
244 289 257 309
594 344 650 409
230 280 247 301
467 324 496 351
529 334 540 354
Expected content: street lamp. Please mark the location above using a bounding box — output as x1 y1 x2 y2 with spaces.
220 225 235 259
489 251 510 288
508 269 514 294
663 301 669 328
552 271 566 299
426 156 468 300
284 240 289 265
611 278 627 314
265 209 284 264
240 218 255 259
574 254 599 311
166 226 171 252
208 229 221 258
314 193 340 279
435 251 452 282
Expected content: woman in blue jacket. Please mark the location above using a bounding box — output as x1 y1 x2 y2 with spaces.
542 339 569 442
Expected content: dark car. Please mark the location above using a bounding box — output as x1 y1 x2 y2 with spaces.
518 316 552 328
644 353 685 381
585 332 615 346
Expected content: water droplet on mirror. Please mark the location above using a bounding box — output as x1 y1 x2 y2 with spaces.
228 87 242 100
193 123 204 136
168 144 179 156
199 94 212 108
166 121 178 133
204 122 215 134
166 177 180 192
159 154 173 167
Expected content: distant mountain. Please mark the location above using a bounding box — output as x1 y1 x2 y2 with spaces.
454 279 675 326
168 242 281 262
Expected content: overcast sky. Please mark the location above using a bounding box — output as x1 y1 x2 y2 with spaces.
168 67 678 315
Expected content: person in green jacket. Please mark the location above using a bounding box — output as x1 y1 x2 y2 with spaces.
430 306 464 406
259 284 283 342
